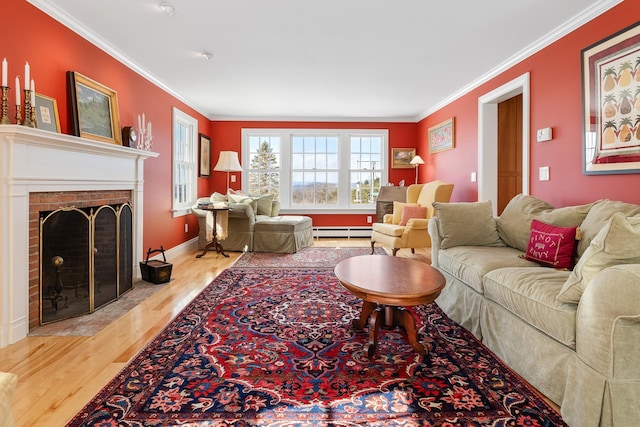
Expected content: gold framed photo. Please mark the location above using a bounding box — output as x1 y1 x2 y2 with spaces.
391 148 416 168
67 71 121 145
34 93 61 133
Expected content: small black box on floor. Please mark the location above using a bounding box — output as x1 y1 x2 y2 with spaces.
140 247 173 284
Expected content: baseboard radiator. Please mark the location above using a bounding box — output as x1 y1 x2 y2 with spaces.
313 226 372 239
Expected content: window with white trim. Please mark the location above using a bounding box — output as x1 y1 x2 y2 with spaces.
242 129 387 212
171 108 198 216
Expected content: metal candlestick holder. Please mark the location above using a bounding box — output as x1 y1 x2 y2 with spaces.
0 86 10 125
30 95 37 126
15 103 22 125
22 89 35 127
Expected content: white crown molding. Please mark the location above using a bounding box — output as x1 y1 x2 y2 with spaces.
29 0 622 124
208 114 418 123
414 0 623 122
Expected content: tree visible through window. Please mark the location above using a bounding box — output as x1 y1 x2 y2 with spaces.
248 138 280 198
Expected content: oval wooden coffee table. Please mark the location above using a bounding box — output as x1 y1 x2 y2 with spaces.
334 255 445 358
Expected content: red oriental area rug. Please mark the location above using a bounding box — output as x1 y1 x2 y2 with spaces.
232 246 387 268
67 268 566 426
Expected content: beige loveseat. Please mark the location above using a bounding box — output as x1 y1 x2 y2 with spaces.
428 195 640 427
192 193 313 253
192 193 281 251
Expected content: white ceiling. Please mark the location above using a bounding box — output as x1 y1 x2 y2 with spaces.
30 0 618 122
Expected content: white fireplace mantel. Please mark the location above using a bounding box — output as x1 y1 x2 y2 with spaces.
0 125 158 348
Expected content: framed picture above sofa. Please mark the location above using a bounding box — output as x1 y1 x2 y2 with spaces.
581 21 640 175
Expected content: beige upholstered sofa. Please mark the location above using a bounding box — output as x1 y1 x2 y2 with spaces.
428 195 640 427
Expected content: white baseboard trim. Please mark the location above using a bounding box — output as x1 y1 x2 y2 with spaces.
313 226 372 239
140 237 199 267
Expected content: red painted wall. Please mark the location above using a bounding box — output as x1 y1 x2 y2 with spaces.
6 1 212 254
8 0 639 253
209 121 417 227
417 0 640 207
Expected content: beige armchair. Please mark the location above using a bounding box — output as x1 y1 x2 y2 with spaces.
371 180 454 255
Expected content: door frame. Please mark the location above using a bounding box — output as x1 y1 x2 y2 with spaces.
478 72 530 215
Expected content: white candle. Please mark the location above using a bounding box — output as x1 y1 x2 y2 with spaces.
24 62 30 90
15 77 20 105
30 79 35 104
1 58 7 87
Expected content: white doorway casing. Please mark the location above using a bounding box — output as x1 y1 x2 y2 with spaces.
478 72 530 215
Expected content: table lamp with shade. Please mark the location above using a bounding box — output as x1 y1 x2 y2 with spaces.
410 155 425 184
214 151 242 191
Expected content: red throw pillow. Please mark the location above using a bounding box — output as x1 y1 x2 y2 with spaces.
525 219 578 269
399 206 427 226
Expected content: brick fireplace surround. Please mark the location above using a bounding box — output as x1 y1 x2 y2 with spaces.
0 126 157 348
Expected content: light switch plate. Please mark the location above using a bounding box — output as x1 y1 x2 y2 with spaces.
539 166 550 181
537 127 552 142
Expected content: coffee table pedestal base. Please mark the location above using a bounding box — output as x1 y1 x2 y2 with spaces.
353 301 426 358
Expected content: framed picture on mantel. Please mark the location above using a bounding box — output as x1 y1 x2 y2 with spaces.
67 71 122 145
34 93 61 133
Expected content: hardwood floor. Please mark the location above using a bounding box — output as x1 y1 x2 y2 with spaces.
1 238 429 426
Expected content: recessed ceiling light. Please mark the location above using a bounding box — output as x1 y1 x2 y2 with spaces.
201 52 213 61
159 2 176 16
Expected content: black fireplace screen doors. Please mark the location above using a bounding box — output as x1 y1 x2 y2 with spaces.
39 203 133 324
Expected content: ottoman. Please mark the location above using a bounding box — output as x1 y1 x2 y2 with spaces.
253 216 313 253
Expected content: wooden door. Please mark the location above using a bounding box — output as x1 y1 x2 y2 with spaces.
497 94 522 214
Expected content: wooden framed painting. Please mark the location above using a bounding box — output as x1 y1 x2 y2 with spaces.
581 21 640 174
67 71 121 145
429 117 455 154
199 134 211 177
391 148 415 168
34 93 61 133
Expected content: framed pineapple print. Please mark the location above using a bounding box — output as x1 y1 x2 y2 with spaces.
582 21 640 174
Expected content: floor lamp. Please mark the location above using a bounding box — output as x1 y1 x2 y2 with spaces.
410 155 425 184
214 151 243 191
